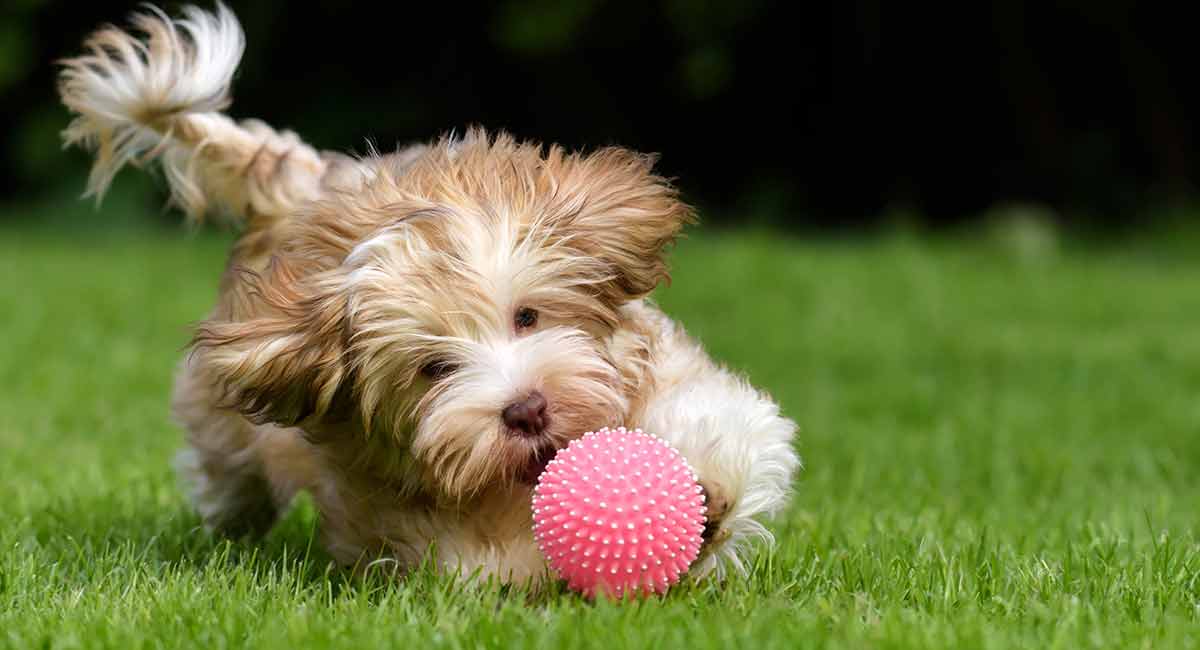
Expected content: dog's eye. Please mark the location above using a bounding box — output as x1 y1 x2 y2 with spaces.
514 307 538 330
420 359 458 380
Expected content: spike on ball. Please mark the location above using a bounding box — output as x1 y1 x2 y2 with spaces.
531 426 706 598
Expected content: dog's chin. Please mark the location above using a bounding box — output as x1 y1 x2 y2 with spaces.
517 441 560 485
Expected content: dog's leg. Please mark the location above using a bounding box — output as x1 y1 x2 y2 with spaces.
635 320 800 579
172 356 290 537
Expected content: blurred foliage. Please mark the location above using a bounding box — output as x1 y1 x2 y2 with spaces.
3 1 1200 229
0 22 33 89
492 0 599 55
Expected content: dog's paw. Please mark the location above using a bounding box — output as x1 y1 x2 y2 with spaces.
698 480 734 548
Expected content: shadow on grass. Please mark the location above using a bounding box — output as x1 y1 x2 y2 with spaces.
19 489 351 589
17 488 585 607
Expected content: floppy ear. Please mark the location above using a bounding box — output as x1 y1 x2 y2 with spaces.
192 257 350 428
549 147 695 303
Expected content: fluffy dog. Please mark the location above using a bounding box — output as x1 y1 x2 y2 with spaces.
58 4 799 584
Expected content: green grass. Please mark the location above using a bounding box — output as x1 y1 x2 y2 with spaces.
2 208 1200 648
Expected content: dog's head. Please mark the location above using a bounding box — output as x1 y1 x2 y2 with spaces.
195 131 692 502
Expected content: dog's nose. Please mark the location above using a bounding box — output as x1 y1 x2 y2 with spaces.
502 391 548 437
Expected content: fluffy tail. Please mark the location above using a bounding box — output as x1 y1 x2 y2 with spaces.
58 3 328 222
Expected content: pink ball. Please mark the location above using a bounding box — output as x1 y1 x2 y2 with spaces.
532 426 706 598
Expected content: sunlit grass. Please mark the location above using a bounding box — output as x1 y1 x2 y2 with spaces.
1 210 1198 649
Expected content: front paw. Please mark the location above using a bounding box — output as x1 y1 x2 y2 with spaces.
698 481 733 548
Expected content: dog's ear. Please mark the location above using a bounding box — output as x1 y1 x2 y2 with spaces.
192 257 350 428
548 147 695 303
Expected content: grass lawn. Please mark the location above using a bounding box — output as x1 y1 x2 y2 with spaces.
2 205 1199 648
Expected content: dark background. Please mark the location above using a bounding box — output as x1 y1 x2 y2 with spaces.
2 0 1197 228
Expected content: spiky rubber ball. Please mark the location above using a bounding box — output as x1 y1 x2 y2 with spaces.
531 426 706 598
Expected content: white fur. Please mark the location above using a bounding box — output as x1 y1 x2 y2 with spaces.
629 301 800 578
642 375 799 577
59 3 243 204
59 4 329 220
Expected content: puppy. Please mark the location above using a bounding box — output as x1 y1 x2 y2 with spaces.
58 4 799 584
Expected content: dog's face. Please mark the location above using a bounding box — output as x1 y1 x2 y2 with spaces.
197 132 691 502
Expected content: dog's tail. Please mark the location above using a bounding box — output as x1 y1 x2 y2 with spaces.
58 3 328 223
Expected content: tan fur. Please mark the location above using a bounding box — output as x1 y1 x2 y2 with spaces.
60 5 799 586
